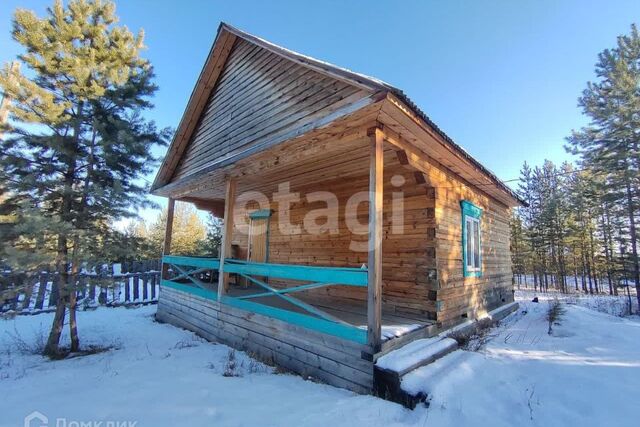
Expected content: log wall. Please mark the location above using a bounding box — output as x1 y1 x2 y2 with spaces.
157 285 373 393
422 159 514 327
229 148 438 319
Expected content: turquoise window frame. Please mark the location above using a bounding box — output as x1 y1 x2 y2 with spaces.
461 200 483 278
249 209 272 220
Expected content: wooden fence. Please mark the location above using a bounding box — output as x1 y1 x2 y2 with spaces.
0 260 161 314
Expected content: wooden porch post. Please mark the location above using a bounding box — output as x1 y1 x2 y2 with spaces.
161 198 175 278
218 177 237 300
367 126 384 352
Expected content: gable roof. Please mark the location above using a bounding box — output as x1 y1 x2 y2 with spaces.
152 22 524 206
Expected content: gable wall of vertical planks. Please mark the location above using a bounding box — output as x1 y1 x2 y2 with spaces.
169 38 374 183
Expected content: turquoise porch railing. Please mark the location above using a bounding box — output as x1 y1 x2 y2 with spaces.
160 255 368 344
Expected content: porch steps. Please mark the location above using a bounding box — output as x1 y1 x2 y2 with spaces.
373 301 520 408
373 337 458 408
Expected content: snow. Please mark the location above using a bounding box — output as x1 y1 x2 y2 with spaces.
0 306 419 427
517 288 639 318
1 291 639 427
2 277 159 314
356 324 422 340
376 337 457 372
372 324 423 340
112 263 122 276
401 293 640 427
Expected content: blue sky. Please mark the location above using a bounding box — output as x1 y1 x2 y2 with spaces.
1 0 639 221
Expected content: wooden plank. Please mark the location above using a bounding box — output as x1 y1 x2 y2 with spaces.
222 260 367 286
163 255 220 269
378 99 519 207
161 198 175 278
218 178 237 299
152 95 383 198
153 31 237 188
151 103 382 199
133 274 140 301
367 126 384 351
165 36 374 182
160 285 367 355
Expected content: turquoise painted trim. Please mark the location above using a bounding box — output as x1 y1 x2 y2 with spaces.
170 264 211 289
239 273 346 324
161 256 369 343
160 280 366 343
249 209 273 219
460 200 483 219
163 255 220 269
236 282 330 299
161 280 218 301
170 266 210 282
164 256 367 286
460 200 483 278
221 295 367 344
223 260 368 286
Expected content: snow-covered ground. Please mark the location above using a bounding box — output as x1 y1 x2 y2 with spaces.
1 292 639 427
403 292 640 426
517 288 639 318
0 306 418 427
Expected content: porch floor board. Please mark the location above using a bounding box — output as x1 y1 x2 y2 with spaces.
226 282 434 342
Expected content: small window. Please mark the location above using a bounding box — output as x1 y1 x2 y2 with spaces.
461 200 482 277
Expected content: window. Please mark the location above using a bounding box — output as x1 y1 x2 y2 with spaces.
461 200 482 277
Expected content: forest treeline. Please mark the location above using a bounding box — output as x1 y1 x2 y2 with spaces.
123 203 221 260
510 25 640 312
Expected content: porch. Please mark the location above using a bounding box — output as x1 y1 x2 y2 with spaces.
160 255 436 350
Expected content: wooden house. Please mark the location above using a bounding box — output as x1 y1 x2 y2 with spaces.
152 23 524 399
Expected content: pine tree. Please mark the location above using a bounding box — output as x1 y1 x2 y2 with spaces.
0 0 169 356
147 203 207 257
566 24 640 310
510 210 526 286
199 214 223 257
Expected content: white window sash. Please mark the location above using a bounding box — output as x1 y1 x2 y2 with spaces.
466 216 481 272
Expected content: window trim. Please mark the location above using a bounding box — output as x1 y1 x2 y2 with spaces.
461 200 483 278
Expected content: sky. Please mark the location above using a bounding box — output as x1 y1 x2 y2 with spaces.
1 0 639 223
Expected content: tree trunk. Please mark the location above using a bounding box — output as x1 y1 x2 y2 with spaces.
69 236 81 352
585 248 594 295
44 102 83 356
573 249 579 291
601 208 615 295
44 297 66 357
44 235 69 357
580 247 588 293
69 291 79 352
624 179 640 312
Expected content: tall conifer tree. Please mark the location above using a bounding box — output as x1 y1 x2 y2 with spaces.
0 0 169 356
566 24 640 309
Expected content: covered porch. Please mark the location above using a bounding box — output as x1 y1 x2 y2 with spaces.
160 255 436 349
156 121 439 359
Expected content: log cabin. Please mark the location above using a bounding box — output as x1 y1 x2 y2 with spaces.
152 23 524 401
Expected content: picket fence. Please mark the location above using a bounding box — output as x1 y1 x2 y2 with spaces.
0 260 161 314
